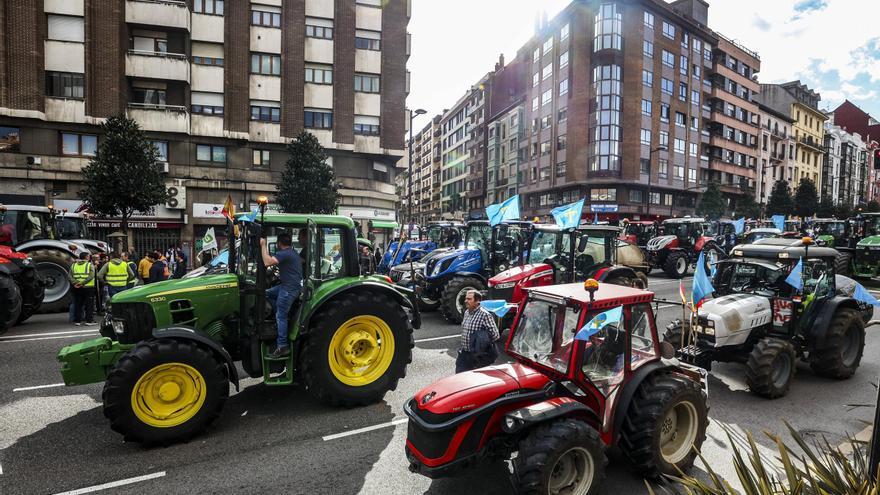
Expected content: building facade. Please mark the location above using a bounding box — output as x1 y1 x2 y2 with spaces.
485 105 523 206
823 119 868 207
405 114 441 225
755 102 795 206
439 91 470 218
0 0 410 254
831 100 880 203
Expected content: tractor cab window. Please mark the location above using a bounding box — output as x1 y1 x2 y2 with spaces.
465 224 491 261
528 230 565 264
509 299 575 373
574 235 608 275
630 303 657 370
493 224 528 270
56 216 87 239
426 226 443 244
815 222 845 237
0 210 53 245
714 261 788 297
801 259 834 298
316 227 345 280
865 217 880 236
579 306 626 396
624 224 640 236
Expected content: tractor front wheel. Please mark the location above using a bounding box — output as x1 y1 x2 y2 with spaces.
102 339 229 446
662 251 689 279
16 266 44 324
835 252 853 276
810 308 865 379
745 338 796 399
618 372 708 478
440 277 486 324
0 273 22 335
302 291 413 407
513 418 606 495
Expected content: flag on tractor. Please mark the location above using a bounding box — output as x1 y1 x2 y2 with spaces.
481 300 517 317
784 257 804 291
692 251 714 308
771 214 785 231
486 195 520 227
733 217 745 235
679 279 688 306
575 306 623 341
550 198 584 230
200 227 218 253
853 283 880 306
221 195 235 220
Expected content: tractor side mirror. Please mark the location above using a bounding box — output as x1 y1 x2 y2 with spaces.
577 235 589 252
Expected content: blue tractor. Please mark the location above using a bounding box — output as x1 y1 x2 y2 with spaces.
377 221 463 274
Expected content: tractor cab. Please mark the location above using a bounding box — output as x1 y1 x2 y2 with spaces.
707 220 740 253
0 205 56 246
620 220 658 249
741 227 781 245
853 213 880 278
377 221 463 274
810 219 850 248
646 217 722 278
54 210 109 253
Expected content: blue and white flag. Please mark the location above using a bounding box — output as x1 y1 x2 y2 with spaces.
550 198 584 230
486 195 520 227
733 218 745 235
481 299 517 317
853 283 880 306
575 306 623 341
693 251 715 308
785 257 804 291
772 214 785 232
239 208 259 223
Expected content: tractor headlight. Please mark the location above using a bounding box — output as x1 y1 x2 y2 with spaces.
112 319 125 335
494 282 516 289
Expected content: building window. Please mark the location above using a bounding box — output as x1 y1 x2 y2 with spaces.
543 37 553 54
680 56 688 76
661 78 673 95
305 17 334 39
250 102 281 122
354 73 380 93
541 116 552 129
689 142 698 157
642 69 653 87
541 140 551 156
542 63 552 81
48 15 84 42
662 21 675 40
591 188 617 201
640 158 649 174
659 130 669 148
305 64 333 84
644 11 654 28
542 88 552 106
194 0 224 15
629 189 644 203
640 128 651 145
674 138 685 154
557 134 567 150
682 32 690 48
690 116 699 130
151 141 168 162
193 55 223 66
691 89 700 105
253 149 271 168
61 133 97 157
556 161 566 177
355 30 381 50
191 91 223 115
196 144 226 163
660 103 669 122
533 47 540 62
649 192 661 204
132 85 167 106
540 167 551 181
532 72 540 87
354 115 380 136
593 3 622 52
251 7 281 27
658 159 668 178
532 96 539 111
675 112 686 127
560 51 569 68
559 79 569 96
643 40 653 58
675 164 684 179
305 109 333 129
662 50 674 68
251 53 281 75
641 99 652 116
558 107 568 123
693 38 702 53
45 71 84 99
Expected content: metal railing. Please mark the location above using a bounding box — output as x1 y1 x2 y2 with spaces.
127 102 187 112
127 49 187 60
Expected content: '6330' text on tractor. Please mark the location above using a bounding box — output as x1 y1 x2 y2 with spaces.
58 212 419 445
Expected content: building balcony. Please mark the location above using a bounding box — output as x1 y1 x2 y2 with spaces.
770 151 783 163
126 50 190 82
799 136 825 153
126 0 190 31
126 103 189 133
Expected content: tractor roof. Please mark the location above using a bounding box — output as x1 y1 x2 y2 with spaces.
663 217 706 224
811 218 845 223
426 221 464 227
626 220 657 225
749 227 782 234
1 205 51 213
238 212 355 228
579 225 622 234
528 281 653 309
733 238 838 260
859 213 880 217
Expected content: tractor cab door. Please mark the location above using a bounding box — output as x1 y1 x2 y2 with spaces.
236 221 264 335
797 259 835 333
294 220 319 337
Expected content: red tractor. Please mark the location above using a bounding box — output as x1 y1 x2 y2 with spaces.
645 217 725 278
620 220 658 250
405 280 709 493
0 244 44 334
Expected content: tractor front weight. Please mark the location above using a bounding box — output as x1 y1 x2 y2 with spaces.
58 337 133 386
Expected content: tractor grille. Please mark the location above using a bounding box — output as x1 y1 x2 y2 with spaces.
857 248 880 265
406 399 458 459
488 286 514 302
111 302 157 344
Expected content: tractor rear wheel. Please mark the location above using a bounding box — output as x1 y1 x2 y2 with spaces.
835 252 853 276
29 249 74 313
513 418 606 495
745 338 796 399
102 339 229 446
618 372 708 478
662 322 688 350
16 266 44 324
810 308 865 379
302 291 413 407
662 251 688 279
635 272 649 289
0 273 22 335
440 276 486 324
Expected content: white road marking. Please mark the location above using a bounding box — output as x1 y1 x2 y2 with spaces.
414 334 459 343
0 333 98 344
323 418 408 442
0 329 96 340
53 471 166 495
13 383 65 392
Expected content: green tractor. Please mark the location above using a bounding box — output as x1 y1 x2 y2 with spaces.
810 218 854 275
58 211 419 445
852 213 880 278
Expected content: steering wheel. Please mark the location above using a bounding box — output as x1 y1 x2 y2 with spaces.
266 265 280 286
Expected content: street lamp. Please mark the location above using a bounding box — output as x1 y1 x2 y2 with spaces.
646 145 667 218
408 108 427 236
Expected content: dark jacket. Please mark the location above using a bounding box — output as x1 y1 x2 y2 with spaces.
455 328 500 373
148 260 168 284
173 261 187 279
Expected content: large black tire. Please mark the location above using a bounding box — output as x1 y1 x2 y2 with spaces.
662 322 688 349
745 338 796 399
662 251 689 279
0 273 22 335
619 373 708 478
417 293 441 312
301 291 413 407
102 339 229 446
636 271 649 289
513 418 607 495
604 276 635 289
835 252 853 276
702 245 726 273
16 266 44 324
809 308 865 379
29 249 74 313
439 276 486 324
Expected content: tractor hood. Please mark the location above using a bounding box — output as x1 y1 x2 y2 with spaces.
425 248 481 278
646 235 677 251
110 273 239 305
489 263 552 287
16 239 91 257
697 293 771 347
71 239 109 254
857 236 880 248
412 363 550 417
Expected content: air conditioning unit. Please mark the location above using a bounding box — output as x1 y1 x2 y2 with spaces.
160 162 170 173
166 184 186 209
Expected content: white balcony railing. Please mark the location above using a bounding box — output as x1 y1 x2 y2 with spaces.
126 0 190 30
126 50 190 82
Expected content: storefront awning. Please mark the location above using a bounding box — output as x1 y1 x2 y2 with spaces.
371 220 399 230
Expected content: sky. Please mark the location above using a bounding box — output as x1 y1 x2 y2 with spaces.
407 0 880 130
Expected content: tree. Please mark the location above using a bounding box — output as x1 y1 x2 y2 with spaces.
766 180 793 217
277 131 339 214
78 114 167 250
793 178 819 219
696 181 725 220
447 192 462 213
817 195 835 218
835 202 853 219
734 194 761 219
867 200 880 213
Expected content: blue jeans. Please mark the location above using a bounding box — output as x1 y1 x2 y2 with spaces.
266 286 300 349
108 285 126 300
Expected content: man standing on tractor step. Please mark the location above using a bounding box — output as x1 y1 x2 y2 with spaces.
67 252 96 326
261 232 303 359
98 252 136 299
456 290 501 373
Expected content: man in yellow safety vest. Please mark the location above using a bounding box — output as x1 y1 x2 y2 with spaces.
98 251 136 299
67 252 97 326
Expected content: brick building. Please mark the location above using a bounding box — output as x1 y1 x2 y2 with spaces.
0 0 410 253
830 100 880 202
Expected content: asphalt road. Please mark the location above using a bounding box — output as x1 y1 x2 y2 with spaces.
1 274 878 495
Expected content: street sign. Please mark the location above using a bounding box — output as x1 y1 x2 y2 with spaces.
589 204 619 213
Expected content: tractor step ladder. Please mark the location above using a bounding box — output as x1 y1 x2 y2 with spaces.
260 341 294 386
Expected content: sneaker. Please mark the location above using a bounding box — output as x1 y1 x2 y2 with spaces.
84 321 97 326
268 346 290 359
74 322 82 326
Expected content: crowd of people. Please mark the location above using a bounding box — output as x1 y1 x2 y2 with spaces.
66 246 189 326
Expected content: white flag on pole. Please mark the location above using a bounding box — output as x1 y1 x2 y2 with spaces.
201 227 218 253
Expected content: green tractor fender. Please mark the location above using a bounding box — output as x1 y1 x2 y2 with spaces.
152 326 240 390
806 296 862 348
302 280 421 334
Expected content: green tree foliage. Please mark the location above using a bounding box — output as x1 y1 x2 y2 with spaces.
277 131 339 214
696 181 725 220
78 114 167 249
867 200 880 213
793 178 819 218
766 180 793 217
447 192 462 213
734 194 761 219
816 195 836 218
835 202 853 219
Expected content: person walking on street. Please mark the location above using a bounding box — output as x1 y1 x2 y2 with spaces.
137 250 153 283
261 233 303 359
172 252 187 279
68 252 96 326
455 290 501 373
98 252 136 300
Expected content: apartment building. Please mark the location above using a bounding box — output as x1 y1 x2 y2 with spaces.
0 0 410 252
485 105 522 206
831 100 880 202
439 91 471 217
755 102 795 206
823 117 868 207
757 81 826 189
408 115 441 225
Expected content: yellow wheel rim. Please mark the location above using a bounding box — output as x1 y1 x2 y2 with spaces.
130 362 207 428
328 315 395 387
